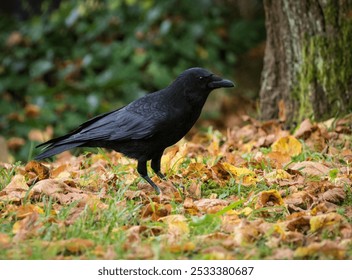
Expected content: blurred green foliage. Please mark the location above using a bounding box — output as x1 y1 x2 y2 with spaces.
0 0 265 160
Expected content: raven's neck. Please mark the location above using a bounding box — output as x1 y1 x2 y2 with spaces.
166 82 211 108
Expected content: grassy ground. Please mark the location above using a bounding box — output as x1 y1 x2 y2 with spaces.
0 116 352 259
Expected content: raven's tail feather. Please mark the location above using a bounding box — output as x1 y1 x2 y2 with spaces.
35 142 83 160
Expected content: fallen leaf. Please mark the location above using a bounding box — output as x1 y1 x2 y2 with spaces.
272 136 302 157
255 190 284 209
159 214 189 237
321 187 345 204
141 202 172 221
221 163 257 185
233 219 261 244
294 240 345 259
188 182 201 198
13 212 42 241
265 169 292 184
0 174 28 202
29 179 91 205
201 245 233 259
16 204 44 219
0 233 11 249
310 213 344 233
25 161 50 180
54 238 94 254
266 151 292 168
285 214 311 233
168 241 196 253
294 119 315 139
288 161 330 176
283 191 314 212
193 198 229 213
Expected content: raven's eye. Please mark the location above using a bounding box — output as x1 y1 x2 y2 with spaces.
198 76 204 80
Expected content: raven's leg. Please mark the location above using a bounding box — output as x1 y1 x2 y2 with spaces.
137 160 161 194
151 152 184 193
151 151 166 180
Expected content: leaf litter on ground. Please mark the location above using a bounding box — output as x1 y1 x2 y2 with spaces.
0 115 352 259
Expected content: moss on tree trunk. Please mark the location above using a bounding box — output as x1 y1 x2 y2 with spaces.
260 0 352 126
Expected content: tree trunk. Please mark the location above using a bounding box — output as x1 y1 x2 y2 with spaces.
260 0 352 126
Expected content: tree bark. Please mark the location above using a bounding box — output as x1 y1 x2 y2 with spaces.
260 0 352 125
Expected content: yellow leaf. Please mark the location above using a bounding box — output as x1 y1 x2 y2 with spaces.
255 190 284 209
239 207 253 216
160 214 189 236
310 213 343 233
267 169 292 180
221 163 257 185
272 136 302 157
168 241 195 253
12 221 21 234
294 241 345 259
16 204 44 219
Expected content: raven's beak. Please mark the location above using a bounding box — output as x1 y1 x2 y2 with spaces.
208 75 235 89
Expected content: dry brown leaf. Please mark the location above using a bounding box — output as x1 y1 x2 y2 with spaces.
266 151 292 168
12 212 42 241
270 248 294 260
141 202 172 221
183 197 199 215
0 233 11 249
127 244 154 259
233 220 261 244
288 161 330 176
210 162 231 182
29 179 91 205
0 174 28 202
188 182 201 198
54 238 94 254
201 245 233 259
168 241 196 253
16 204 44 219
51 164 69 178
193 198 229 214
255 190 284 209
256 134 276 147
283 191 314 212
183 162 211 180
310 202 338 215
285 214 311 233
321 187 346 204
281 231 305 246
25 161 50 180
294 119 315 139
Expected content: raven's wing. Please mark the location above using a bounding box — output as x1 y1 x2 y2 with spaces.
35 94 168 159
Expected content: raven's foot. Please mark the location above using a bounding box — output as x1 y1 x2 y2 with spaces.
142 175 161 194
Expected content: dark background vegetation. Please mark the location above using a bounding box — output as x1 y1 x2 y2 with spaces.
0 0 266 161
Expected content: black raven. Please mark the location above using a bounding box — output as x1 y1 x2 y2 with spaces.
35 67 234 194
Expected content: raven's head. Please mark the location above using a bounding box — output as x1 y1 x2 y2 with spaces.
179 67 235 91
